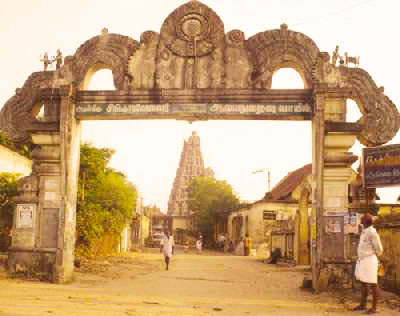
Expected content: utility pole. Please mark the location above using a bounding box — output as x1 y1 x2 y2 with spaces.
252 168 271 192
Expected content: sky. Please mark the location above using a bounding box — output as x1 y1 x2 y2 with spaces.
1 0 400 212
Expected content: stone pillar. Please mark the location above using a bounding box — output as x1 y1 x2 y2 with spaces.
311 91 325 291
8 85 81 283
318 96 359 289
8 131 61 281
54 85 81 283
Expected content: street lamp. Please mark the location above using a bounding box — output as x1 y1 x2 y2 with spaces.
252 168 271 192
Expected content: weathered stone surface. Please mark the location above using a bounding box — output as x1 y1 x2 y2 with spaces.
0 1 398 146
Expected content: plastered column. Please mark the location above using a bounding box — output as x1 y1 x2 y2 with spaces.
318 97 358 289
54 85 81 283
8 131 62 280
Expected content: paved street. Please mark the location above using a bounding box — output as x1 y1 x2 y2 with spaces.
0 251 398 316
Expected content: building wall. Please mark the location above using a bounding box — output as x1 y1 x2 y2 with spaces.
228 201 298 258
141 215 150 246
172 217 191 231
119 225 131 252
0 144 31 175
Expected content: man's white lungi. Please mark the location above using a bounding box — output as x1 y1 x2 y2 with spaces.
355 225 383 284
355 255 379 284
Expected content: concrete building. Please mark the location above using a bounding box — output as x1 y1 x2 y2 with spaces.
228 164 358 264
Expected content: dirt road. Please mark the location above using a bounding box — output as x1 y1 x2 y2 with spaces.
0 250 398 316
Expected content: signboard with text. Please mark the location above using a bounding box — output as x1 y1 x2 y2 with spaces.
263 210 276 220
362 144 400 188
76 102 313 120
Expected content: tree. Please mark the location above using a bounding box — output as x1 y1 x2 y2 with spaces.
76 143 138 257
0 173 19 251
187 176 240 247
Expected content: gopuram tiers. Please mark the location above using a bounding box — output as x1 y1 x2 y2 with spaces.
168 131 214 217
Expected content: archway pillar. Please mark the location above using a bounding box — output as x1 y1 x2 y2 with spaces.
54 85 81 283
8 85 81 283
317 95 359 290
8 131 62 280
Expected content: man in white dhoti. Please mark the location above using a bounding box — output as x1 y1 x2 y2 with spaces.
353 213 383 314
160 230 175 271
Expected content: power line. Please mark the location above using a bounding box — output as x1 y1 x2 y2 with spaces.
292 0 373 27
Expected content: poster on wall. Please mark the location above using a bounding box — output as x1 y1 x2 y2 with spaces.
16 204 35 228
324 210 359 234
344 212 359 234
325 217 342 233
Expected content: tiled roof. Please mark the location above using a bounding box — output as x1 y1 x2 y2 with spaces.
263 164 312 201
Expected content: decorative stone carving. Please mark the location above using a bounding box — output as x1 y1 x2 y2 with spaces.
53 49 63 70
331 45 339 66
0 0 398 148
314 53 400 146
314 52 347 88
247 23 320 88
160 1 224 58
40 52 52 71
344 52 359 67
0 71 55 141
225 30 252 88
128 31 159 89
71 32 139 90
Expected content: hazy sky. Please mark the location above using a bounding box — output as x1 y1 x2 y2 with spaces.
1 0 400 212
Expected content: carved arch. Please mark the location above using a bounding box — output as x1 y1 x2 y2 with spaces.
0 71 55 141
247 24 320 89
344 67 400 146
68 31 139 90
313 53 400 146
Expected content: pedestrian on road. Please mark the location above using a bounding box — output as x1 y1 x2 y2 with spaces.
196 234 203 254
217 234 226 252
353 213 383 314
244 233 252 256
160 229 175 271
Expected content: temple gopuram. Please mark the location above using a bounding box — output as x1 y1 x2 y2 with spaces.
168 131 214 241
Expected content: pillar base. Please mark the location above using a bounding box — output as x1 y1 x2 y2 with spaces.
8 247 56 281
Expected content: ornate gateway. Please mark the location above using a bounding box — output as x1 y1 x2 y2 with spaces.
0 1 398 287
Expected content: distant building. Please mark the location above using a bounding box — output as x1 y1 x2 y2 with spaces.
228 164 359 263
168 131 214 242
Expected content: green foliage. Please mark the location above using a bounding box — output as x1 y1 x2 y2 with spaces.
76 143 137 257
0 131 34 159
187 176 240 247
0 173 19 251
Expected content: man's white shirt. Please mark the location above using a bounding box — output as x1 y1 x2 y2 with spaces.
161 235 175 257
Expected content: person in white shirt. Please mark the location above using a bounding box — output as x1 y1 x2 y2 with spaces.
160 230 175 271
354 213 383 314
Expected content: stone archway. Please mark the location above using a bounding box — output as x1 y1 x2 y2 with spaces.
0 1 399 288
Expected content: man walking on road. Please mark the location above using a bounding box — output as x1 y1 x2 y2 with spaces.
160 229 175 271
353 213 383 314
244 233 252 256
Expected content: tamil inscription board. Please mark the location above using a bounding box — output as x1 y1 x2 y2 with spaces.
362 144 400 188
75 102 313 120
263 210 276 220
